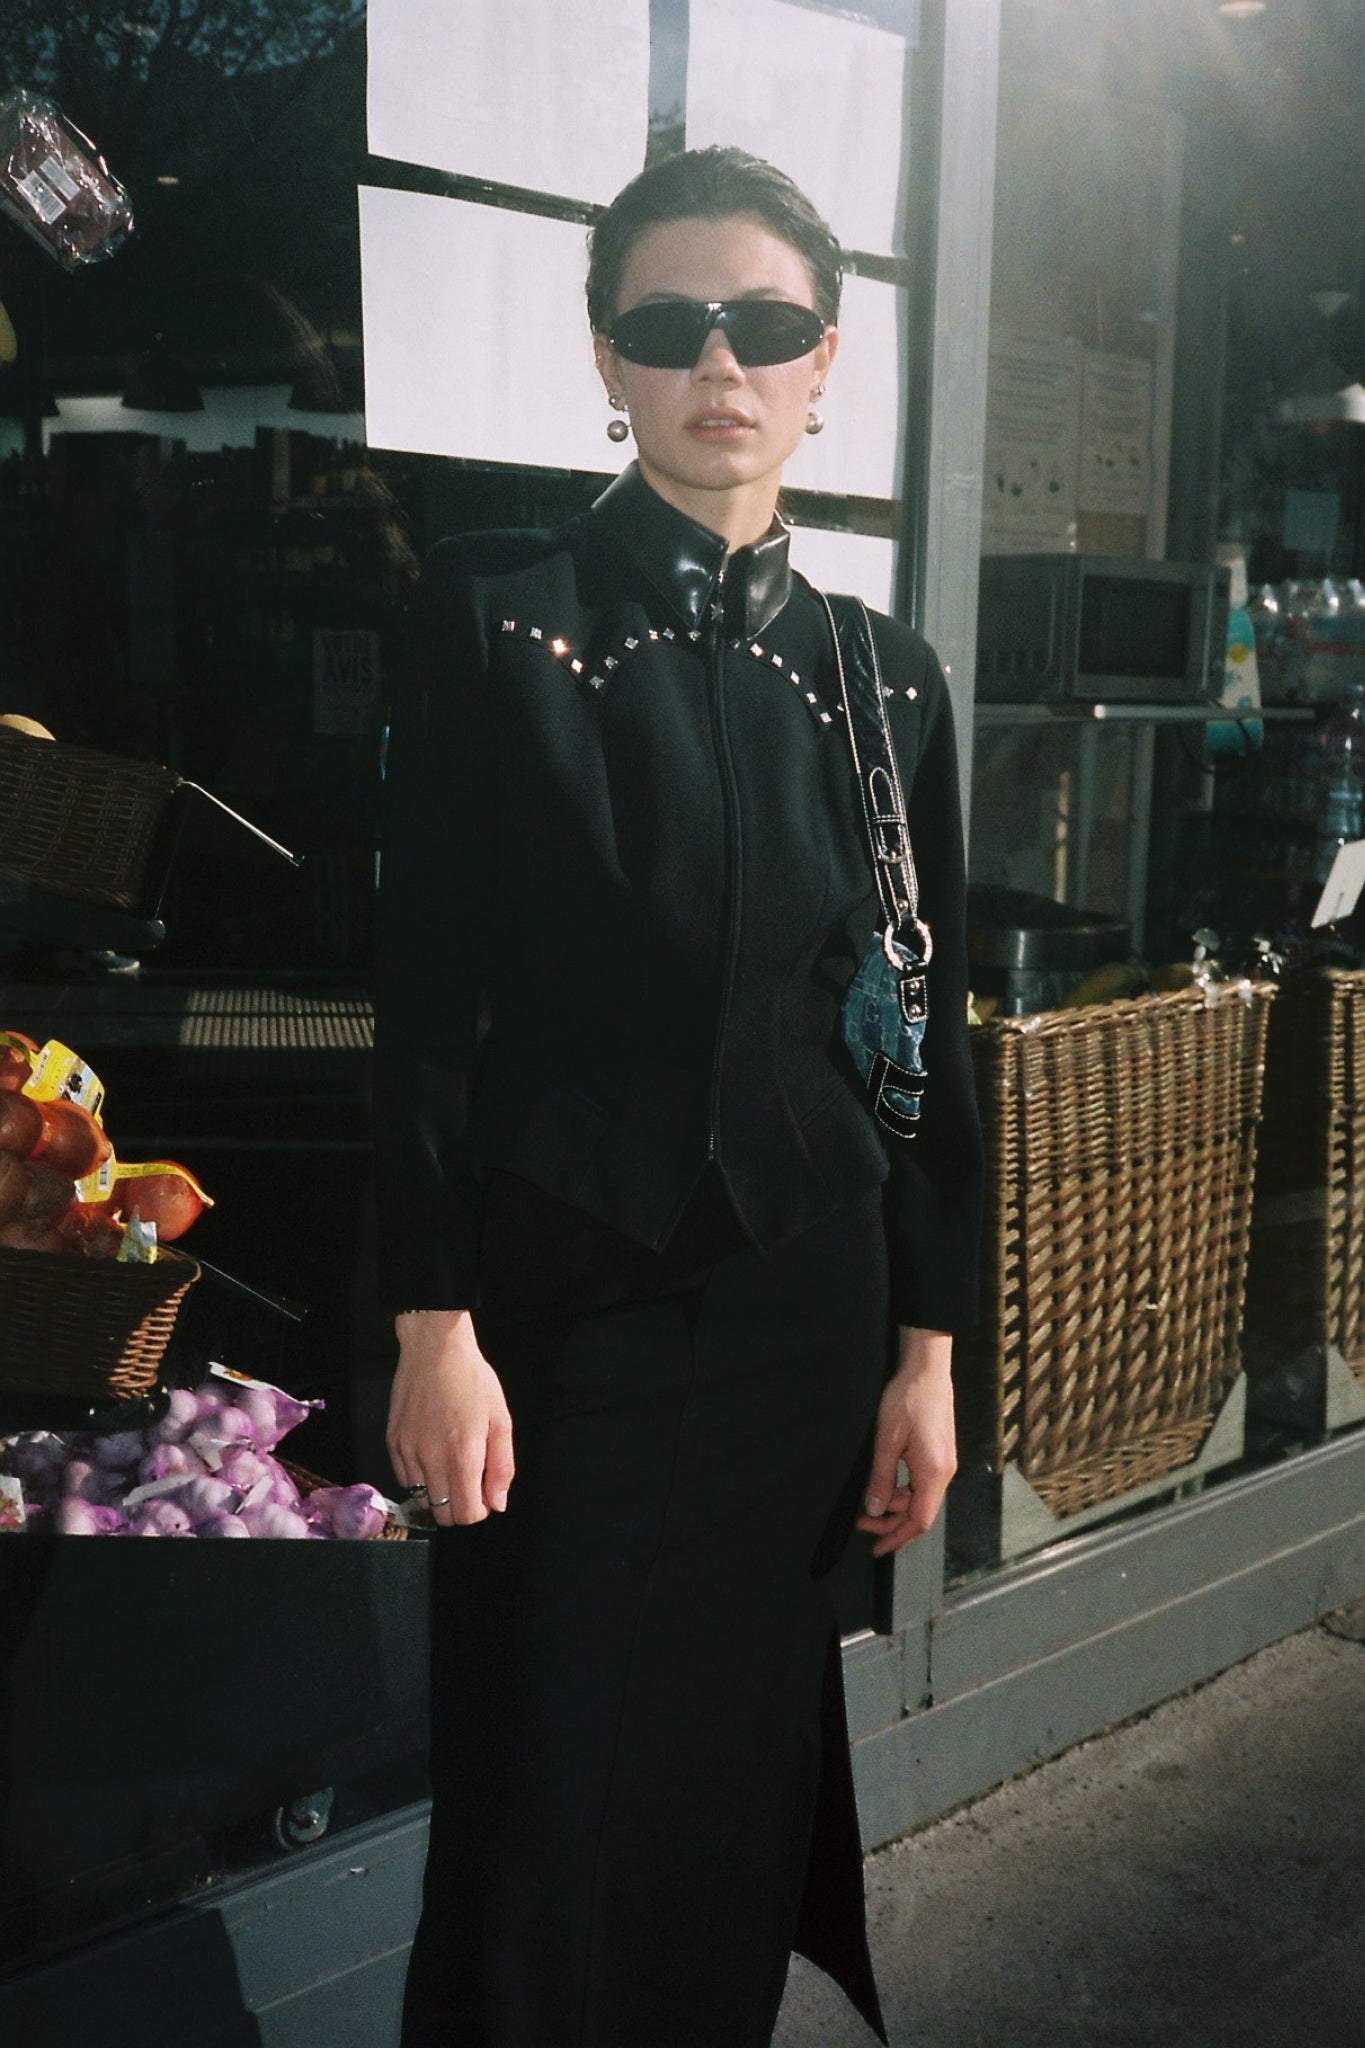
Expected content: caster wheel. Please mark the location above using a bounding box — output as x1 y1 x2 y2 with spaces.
271 1786 334 1850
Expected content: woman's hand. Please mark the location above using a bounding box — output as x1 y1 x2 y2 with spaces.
385 1309 514 1528
855 1326 957 1557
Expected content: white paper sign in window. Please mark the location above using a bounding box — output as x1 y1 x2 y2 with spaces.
685 0 911 258
367 0 651 207
788 526 897 615
783 272 905 502
359 187 619 473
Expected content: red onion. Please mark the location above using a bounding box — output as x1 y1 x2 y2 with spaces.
195 1510 251 1539
57 1499 124 1535
173 1476 237 1519
217 1446 270 1494
236 1500 310 1539
301 1483 387 1541
63 1457 117 1504
137 1442 207 1486
128 1499 194 1536
153 1388 207 1444
233 1384 315 1450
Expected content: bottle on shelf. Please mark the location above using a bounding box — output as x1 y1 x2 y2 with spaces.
1314 679 1365 886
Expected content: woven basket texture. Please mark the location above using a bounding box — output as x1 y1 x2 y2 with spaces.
957 981 1275 1518
0 727 179 910
0 1244 199 1401
1247 969 1365 1391
277 1456 408 1541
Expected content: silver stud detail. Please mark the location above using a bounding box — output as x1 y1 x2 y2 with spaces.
551 637 569 656
881 686 894 699
662 626 676 640
624 636 639 651
770 652 784 669
819 711 834 724
570 658 584 675
529 626 543 641
749 643 764 659
589 676 605 690
789 672 800 687
501 619 516 634
805 692 818 705
604 656 619 671
905 686 918 700
688 628 701 642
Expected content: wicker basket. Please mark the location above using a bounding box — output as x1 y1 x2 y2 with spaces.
277 1456 409 1541
0 1244 199 1402
956 981 1276 1519
1247 969 1365 1392
0 726 180 911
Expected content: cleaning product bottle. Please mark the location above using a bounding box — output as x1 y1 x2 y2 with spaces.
1207 546 1263 757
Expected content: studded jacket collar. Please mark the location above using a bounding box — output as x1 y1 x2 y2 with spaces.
586 461 793 640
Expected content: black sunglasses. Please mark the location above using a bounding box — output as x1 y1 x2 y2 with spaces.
607 298 826 370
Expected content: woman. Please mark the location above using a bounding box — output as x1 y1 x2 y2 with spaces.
374 146 984 2048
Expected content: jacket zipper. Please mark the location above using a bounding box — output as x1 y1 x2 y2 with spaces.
706 572 742 1163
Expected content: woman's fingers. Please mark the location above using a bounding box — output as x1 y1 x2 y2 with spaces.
445 1435 491 1524
862 1435 904 1519
483 1409 515 1514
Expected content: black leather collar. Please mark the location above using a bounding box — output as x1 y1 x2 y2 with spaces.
588 462 792 639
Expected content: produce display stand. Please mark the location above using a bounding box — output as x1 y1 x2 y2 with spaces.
1245 968 1365 1438
0 748 431 1990
949 981 1276 1566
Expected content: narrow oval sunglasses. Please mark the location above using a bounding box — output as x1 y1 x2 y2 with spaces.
607 298 826 370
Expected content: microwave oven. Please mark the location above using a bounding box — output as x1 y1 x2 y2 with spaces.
975 553 1230 703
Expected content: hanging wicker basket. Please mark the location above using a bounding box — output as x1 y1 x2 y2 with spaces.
0 1243 200 1403
0 726 180 911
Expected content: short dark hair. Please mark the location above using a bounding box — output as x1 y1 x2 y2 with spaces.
586 146 843 333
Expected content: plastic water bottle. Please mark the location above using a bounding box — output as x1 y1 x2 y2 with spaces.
1314 680 1365 885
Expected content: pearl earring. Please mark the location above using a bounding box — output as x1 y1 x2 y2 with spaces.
805 408 824 436
607 394 630 444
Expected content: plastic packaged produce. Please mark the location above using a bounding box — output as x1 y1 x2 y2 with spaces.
0 1027 212 1261
0 93 133 269
0 1368 404 1538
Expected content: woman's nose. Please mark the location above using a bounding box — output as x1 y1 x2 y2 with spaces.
694 325 743 379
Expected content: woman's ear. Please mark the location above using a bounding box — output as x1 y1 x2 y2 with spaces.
816 325 839 384
593 332 622 402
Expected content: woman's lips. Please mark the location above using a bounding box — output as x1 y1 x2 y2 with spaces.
685 411 754 442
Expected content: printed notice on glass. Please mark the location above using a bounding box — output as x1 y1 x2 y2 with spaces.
367 0 650 207
313 628 382 738
1078 351 1152 517
981 333 1081 555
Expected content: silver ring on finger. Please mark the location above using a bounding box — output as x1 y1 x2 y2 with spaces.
406 1483 429 1497
428 1495 451 1508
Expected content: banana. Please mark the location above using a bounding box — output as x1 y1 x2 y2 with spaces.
1059 959 1147 1008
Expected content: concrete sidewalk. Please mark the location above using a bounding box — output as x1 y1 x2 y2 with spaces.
776 1599 1365 2048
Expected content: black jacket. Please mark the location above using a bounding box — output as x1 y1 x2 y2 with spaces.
371 463 984 1330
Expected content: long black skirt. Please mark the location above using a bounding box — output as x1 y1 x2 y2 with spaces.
399 1184 892 2048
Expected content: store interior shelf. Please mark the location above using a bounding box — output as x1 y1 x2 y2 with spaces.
973 701 1316 725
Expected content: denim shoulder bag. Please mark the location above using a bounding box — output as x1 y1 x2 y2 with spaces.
817 590 931 1140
